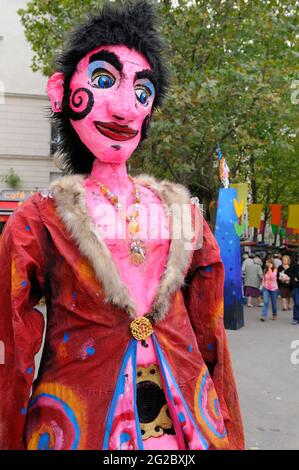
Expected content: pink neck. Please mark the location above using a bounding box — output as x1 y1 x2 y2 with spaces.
90 159 132 195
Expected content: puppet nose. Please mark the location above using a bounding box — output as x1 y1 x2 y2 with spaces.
107 87 139 123
112 114 125 121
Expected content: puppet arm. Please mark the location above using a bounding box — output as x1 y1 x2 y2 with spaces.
183 214 245 450
0 195 46 449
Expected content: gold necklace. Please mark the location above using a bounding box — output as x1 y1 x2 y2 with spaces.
89 175 146 265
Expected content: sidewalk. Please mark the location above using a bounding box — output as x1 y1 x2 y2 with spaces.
227 304 299 450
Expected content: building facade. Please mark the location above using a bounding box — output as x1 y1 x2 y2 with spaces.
0 0 61 208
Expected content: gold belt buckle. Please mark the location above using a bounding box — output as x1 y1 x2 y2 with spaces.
130 316 153 341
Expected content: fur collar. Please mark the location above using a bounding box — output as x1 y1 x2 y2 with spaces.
49 174 194 323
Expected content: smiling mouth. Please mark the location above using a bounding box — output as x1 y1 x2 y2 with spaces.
94 121 138 141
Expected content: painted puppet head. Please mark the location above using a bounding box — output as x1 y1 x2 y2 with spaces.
47 0 169 173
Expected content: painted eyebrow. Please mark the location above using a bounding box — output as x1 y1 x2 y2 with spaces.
89 50 123 73
135 70 155 83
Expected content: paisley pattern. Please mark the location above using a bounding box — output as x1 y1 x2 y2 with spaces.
102 335 230 450
103 340 142 450
152 335 209 450
194 367 228 449
25 383 87 450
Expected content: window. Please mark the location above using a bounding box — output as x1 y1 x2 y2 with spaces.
49 172 62 183
50 124 59 155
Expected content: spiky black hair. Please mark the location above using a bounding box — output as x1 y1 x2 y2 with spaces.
52 0 169 174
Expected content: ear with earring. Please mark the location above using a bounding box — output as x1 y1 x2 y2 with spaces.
47 72 65 113
54 100 62 111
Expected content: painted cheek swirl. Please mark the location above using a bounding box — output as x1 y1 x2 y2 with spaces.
68 87 94 121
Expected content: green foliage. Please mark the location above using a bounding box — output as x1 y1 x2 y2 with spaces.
18 0 107 75
3 168 22 189
18 0 299 211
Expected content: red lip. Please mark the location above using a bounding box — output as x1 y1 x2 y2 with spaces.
94 121 138 141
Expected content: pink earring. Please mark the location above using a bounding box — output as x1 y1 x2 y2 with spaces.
54 100 62 111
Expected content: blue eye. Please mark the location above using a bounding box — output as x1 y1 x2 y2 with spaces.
91 70 115 89
135 86 151 106
140 91 147 104
98 75 114 88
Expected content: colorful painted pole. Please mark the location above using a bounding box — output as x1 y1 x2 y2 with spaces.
215 145 244 330
215 188 244 330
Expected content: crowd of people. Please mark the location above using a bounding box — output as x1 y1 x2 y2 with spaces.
242 251 299 325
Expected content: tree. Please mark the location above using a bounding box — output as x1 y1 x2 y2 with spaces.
18 0 299 215
3 168 22 189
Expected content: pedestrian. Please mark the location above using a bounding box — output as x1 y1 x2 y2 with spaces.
273 253 282 269
277 255 292 311
285 255 299 325
242 253 253 282
244 256 263 307
261 258 279 321
253 255 264 306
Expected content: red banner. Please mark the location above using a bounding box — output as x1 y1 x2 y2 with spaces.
269 204 282 226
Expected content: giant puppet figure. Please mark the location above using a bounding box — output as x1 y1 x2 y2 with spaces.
0 1 244 450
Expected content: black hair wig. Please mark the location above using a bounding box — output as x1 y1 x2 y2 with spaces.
52 0 169 174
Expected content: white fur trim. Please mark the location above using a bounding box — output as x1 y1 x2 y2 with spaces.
50 174 194 323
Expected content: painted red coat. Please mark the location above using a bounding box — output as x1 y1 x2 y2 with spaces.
0 175 244 450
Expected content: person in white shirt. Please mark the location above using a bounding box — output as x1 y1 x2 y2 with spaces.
273 253 282 268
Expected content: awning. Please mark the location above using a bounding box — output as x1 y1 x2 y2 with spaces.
0 200 22 221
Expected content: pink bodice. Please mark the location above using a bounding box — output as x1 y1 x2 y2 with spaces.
84 177 170 316
84 177 179 449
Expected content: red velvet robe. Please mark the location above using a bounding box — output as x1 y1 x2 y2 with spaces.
0 174 244 450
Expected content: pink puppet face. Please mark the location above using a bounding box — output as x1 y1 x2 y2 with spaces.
67 45 155 163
